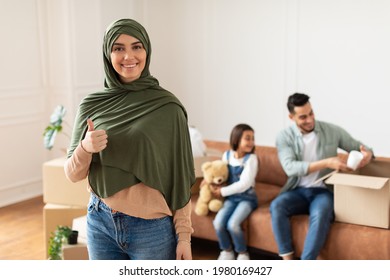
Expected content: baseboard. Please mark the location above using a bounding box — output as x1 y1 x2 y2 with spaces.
0 178 43 208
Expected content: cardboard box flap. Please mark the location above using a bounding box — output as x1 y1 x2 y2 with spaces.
325 173 389 190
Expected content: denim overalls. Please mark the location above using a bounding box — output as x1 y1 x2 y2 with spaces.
225 150 258 208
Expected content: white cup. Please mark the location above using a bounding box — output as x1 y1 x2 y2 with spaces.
347 150 364 170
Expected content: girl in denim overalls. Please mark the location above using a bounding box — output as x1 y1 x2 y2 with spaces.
211 124 258 260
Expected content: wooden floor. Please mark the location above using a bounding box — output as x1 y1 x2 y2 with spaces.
0 196 45 260
0 196 274 260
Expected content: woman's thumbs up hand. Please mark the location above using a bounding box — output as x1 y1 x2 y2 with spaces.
87 118 95 132
81 118 108 153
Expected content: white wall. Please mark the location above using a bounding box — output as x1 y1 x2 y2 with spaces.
1 0 389 207
146 0 390 157
0 0 46 206
146 0 287 146
296 0 390 156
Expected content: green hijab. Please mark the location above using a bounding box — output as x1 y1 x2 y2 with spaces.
67 19 195 210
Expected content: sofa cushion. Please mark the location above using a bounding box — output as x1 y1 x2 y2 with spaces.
247 205 278 253
248 211 390 260
320 222 390 260
255 182 280 205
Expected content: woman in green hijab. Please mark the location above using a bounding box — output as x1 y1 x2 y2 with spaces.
64 18 195 260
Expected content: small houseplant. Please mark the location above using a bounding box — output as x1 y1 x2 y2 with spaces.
43 105 69 150
48 225 78 260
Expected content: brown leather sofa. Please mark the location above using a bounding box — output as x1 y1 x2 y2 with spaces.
190 140 390 259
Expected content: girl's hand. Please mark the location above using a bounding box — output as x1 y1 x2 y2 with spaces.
210 185 222 198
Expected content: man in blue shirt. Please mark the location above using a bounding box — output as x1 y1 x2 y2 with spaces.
270 93 373 260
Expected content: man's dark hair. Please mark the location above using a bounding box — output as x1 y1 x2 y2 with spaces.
287 93 310 114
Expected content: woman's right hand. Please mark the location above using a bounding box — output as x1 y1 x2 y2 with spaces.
81 118 108 153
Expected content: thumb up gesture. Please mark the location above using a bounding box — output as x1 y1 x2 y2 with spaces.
81 118 108 153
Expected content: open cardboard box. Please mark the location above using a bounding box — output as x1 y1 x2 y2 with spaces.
325 160 390 229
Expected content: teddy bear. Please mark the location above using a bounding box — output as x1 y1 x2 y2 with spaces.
194 160 229 216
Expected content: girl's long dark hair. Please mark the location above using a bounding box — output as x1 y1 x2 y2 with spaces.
230 123 255 153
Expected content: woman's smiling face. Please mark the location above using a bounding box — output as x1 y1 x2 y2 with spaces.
110 34 147 83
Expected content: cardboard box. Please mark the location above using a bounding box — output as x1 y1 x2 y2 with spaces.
326 161 390 229
62 243 89 260
43 157 90 207
43 203 87 258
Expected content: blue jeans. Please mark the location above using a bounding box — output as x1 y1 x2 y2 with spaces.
86 194 176 260
213 188 258 253
270 187 334 260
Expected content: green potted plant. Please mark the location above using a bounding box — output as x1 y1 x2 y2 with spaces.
43 105 69 150
48 225 78 260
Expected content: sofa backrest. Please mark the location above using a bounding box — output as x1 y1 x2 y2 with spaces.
254 146 287 187
204 140 287 187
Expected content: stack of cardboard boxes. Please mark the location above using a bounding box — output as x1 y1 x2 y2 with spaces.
42 157 89 259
